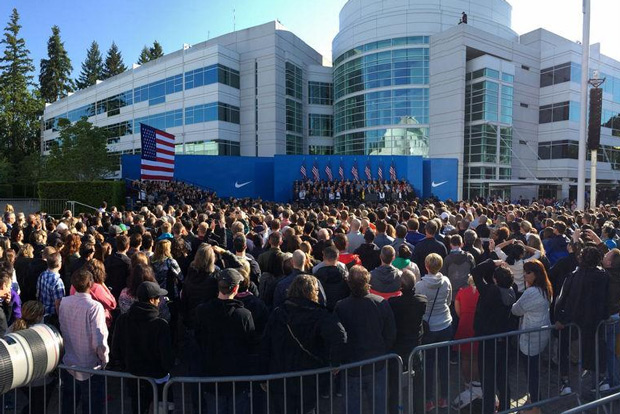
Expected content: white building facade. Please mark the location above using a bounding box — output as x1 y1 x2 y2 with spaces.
42 1 620 201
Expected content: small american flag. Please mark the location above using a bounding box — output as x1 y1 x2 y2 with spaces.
351 161 359 181
300 162 307 179
339 160 344 180
325 162 333 181
140 124 175 181
312 160 320 182
365 160 372 180
378 163 383 180
389 160 397 181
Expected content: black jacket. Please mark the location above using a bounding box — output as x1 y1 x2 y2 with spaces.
261 297 346 374
412 237 448 274
237 292 270 336
104 252 131 300
389 290 427 360
180 267 218 328
554 265 609 328
472 259 516 336
195 298 257 376
334 293 396 364
314 265 350 312
354 243 381 271
112 301 174 378
22 258 47 303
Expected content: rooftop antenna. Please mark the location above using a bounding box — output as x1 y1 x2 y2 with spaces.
233 9 236 32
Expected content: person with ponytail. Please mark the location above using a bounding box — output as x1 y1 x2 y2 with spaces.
511 260 552 414
491 239 540 295
8 300 44 333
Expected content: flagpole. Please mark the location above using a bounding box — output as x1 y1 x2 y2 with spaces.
577 0 590 210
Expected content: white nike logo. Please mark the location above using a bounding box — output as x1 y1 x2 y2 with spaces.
431 181 448 188
235 181 252 188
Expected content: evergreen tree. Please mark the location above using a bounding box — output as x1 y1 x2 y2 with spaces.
137 41 164 65
149 40 164 60
39 25 74 103
102 42 126 79
45 118 113 181
0 8 44 161
137 46 150 65
76 40 103 89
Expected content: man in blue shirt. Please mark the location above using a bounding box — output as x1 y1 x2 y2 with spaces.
36 251 65 315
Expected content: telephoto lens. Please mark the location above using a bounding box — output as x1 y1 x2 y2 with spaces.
0 324 63 394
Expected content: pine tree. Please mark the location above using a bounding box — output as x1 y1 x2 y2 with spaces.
76 40 103 89
0 8 44 161
137 46 150 65
102 42 126 79
137 41 164 65
149 40 164 60
39 25 74 103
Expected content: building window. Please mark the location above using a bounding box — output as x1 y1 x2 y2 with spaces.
286 99 303 134
334 88 428 134
539 101 577 124
308 145 333 155
308 82 333 105
185 102 240 125
285 62 303 99
333 36 430 67
308 114 333 137
465 81 499 123
286 134 303 155
185 64 239 90
540 62 579 87
334 48 429 100
334 127 429 156
134 109 183 132
178 140 240 156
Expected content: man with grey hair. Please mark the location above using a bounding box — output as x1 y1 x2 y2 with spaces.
273 250 326 308
347 218 365 253
312 228 332 261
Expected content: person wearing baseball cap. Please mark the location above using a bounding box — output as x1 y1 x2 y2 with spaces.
195 268 257 410
111 281 173 413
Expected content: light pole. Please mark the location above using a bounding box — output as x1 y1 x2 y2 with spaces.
588 71 605 209
577 0 591 210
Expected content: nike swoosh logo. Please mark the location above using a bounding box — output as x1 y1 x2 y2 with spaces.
431 181 448 188
235 181 252 188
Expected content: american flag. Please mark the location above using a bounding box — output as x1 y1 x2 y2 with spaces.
300 162 307 179
389 160 397 181
140 124 175 181
351 160 359 181
339 160 344 180
365 160 372 180
325 162 333 181
378 163 383 180
312 160 320 182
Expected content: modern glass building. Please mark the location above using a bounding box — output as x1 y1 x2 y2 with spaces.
42 0 620 200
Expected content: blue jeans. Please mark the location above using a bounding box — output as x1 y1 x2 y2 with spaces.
423 326 452 401
345 366 387 414
61 370 105 414
606 314 620 387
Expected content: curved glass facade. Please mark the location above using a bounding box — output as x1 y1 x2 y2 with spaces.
333 37 430 156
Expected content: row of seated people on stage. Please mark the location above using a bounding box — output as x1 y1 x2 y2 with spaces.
293 179 416 204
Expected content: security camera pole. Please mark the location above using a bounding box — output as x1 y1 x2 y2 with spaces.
577 0 590 210
588 71 605 209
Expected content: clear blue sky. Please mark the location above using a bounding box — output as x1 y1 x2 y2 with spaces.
0 0 617 79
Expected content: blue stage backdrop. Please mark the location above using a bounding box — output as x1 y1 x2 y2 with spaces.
122 154 457 202
122 155 275 200
423 158 459 200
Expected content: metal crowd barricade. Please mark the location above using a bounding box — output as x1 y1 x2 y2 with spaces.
407 324 582 414
0 364 159 414
594 318 620 400
561 391 620 414
162 354 403 414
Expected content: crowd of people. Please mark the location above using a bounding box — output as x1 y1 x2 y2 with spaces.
0 179 619 414
293 179 416 204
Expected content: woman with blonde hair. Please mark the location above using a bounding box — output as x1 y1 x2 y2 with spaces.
150 239 183 295
180 243 217 329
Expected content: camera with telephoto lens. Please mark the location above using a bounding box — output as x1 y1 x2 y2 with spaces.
0 324 63 395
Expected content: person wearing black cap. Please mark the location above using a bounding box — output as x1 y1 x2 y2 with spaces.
111 281 174 414
195 268 258 413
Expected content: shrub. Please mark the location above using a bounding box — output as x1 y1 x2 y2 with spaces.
38 181 125 213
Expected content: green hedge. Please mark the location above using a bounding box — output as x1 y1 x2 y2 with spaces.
38 181 125 213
